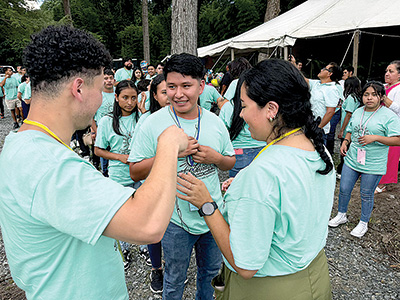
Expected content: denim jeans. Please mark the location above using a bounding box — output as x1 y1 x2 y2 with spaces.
148 242 162 269
229 146 264 177
338 163 382 222
162 222 222 300
326 109 341 155
100 157 109 177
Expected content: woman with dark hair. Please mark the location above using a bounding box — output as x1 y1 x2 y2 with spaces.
223 57 252 102
134 67 144 86
336 76 362 176
376 60 400 193
177 59 335 299
329 81 400 237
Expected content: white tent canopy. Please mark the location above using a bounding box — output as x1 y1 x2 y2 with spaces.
198 0 400 58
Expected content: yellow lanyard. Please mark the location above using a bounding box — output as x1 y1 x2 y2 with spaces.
253 128 301 161
23 119 73 152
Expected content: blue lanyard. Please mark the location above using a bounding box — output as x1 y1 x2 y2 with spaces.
171 106 201 166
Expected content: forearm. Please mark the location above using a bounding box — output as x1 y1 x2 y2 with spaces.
341 113 352 133
0 78 6 87
374 135 400 146
217 97 228 109
17 92 22 101
129 157 155 181
215 155 236 171
319 109 335 128
94 147 123 161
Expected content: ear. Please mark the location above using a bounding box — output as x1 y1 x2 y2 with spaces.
199 79 205 95
266 101 279 120
71 78 84 102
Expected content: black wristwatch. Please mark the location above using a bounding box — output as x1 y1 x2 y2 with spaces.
198 202 218 217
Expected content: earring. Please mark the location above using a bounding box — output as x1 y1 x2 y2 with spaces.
269 115 276 122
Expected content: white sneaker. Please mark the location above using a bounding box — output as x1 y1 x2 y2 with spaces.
328 212 348 227
350 221 368 238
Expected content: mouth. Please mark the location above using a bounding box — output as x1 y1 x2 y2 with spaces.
173 99 188 106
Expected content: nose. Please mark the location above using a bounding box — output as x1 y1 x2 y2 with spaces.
175 86 184 98
239 109 243 118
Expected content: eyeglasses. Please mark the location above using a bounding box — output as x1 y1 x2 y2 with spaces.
322 67 332 72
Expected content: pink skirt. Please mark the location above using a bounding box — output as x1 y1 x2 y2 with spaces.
380 146 400 184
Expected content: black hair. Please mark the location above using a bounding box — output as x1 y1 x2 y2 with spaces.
112 80 139 136
4 67 12 72
229 75 246 141
344 66 354 74
157 62 164 67
148 64 155 69
344 77 362 105
104 69 114 77
149 74 165 113
21 74 29 82
24 26 111 92
328 62 342 83
242 59 333 175
230 57 252 79
123 57 132 64
137 79 151 92
134 67 144 80
362 81 386 102
164 53 205 81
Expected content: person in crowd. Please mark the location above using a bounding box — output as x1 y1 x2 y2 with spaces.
0 67 22 129
219 75 266 179
177 59 335 299
115 58 134 85
375 60 400 193
339 66 354 89
137 79 151 113
17 74 30 120
0 73 4 119
134 67 144 86
297 60 303 71
156 63 164 75
128 74 169 294
198 83 225 111
0 25 189 299
92 69 116 176
129 53 235 300
219 62 232 96
12 66 26 84
223 58 252 104
146 64 157 80
329 81 400 237
336 77 362 177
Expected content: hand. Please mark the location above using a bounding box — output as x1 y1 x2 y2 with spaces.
176 172 213 209
158 125 189 154
221 177 234 192
138 93 147 113
192 145 221 165
119 154 129 164
358 135 377 146
340 142 348 156
178 136 199 158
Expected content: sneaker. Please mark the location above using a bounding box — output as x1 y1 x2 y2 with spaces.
350 221 368 238
328 212 348 227
13 122 20 129
139 248 152 266
0 113 4 119
150 269 163 294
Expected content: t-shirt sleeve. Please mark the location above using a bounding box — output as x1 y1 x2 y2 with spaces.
217 118 235 156
224 82 236 101
345 95 359 113
114 69 122 82
127 122 157 163
218 103 231 130
385 112 400 137
31 158 134 245
95 116 111 149
211 87 222 103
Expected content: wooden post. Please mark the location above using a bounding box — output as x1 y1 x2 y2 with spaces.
352 30 360 76
231 48 235 61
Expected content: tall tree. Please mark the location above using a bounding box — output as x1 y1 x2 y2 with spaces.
62 0 73 24
171 0 197 55
142 0 150 62
264 0 280 22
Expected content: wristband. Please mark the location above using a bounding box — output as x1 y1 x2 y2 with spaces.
344 138 350 145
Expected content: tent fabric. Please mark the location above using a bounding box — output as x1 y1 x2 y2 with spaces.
198 0 400 57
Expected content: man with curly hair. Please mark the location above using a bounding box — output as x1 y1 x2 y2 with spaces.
0 26 188 299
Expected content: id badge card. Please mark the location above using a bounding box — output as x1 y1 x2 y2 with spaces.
189 203 199 211
357 148 366 165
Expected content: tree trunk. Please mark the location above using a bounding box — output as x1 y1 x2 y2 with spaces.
62 0 73 25
142 0 150 63
171 0 198 55
259 0 280 61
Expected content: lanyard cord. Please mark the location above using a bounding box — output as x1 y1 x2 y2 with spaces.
23 119 73 152
359 106 380 137
253 128 301 161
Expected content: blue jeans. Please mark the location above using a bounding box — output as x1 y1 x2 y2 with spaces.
338 163 382 222
100 157 109 177
148 242 162 269
326 110 341 154
229 146 264 177
162 222 222 300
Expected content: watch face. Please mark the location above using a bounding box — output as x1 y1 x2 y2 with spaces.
203 202 215 215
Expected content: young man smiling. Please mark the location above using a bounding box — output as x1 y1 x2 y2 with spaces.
129 53 235 299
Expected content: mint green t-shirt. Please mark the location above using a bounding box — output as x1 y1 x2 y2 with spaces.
18 82 26 97
345 106 400 175
223 145 335 276
94 91 115 123
128 111 151 162
12 73 22 84
24 82 31 100
0 131 133 300
340 94 360 135
224 79 238 101
4 77 19 100
0 77 4 97
115 68 133 82
219 100 266 149
95 113 138 186
129 106 235 234
199 85 221 110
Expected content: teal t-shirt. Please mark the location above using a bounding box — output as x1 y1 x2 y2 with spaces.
24 82 31 100
95 113 138 186
12 73 22 84
199 85 221 110
0 130 132 300
224 79 238 101
223 145 335 276
219 100 266 149
129 106 235 234
94 91 115 123
309 80 342 134
340 94 360 135
128 111 151 162
345 106 400 175
0 76 4 97
18 82 26 98
4 77 19 100
115 68 133 82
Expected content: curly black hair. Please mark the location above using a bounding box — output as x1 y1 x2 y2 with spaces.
242 59 333 175
23 26 111 92
164 53 205 81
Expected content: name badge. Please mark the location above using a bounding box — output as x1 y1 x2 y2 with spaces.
357 148 366 165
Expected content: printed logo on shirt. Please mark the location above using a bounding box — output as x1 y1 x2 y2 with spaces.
178 158 216 179
352 124 370 141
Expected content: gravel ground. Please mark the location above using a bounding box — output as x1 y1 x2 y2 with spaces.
0 105 399 299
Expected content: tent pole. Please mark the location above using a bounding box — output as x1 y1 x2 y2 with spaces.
231 48 235 61
284 47 289 60
352 30 361 76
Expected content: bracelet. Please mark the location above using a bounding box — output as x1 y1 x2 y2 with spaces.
344 138 350 145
